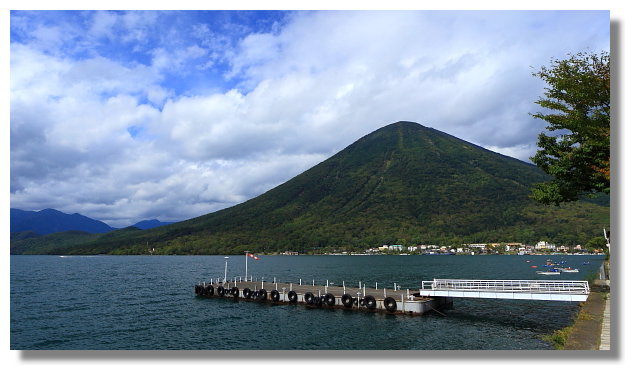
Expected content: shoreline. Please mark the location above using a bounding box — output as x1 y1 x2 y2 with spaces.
547 264 610 350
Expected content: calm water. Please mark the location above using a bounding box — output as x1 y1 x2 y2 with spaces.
10 254 604 350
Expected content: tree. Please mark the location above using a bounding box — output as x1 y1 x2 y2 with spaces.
530 51 610 205
585 236 608 253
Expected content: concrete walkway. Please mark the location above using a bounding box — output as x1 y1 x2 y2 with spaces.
599 293 611 350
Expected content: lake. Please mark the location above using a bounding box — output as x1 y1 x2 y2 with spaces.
10 254 604 350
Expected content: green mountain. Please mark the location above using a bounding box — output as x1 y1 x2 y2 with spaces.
11 121 609 255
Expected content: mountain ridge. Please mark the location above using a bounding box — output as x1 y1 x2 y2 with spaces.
10 121 609 255
10 208 175 236
10 208 115 235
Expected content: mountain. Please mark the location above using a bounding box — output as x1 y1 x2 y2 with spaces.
10 121 609 255
132 219 176 230
10 208 115 235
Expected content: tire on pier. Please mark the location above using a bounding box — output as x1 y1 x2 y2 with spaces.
364 295 377 309
194 285 202 295
341 294 354 308
304 292 315 305
257 289 267 301
230 287 240 298
288 290 298 303
243 288 252 299
205 285 214 296
314 295 323 307
384 297 397 312
324 293 335 306
271 290 280 302
217 286 225 296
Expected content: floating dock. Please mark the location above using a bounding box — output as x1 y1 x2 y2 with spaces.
194 279 453 315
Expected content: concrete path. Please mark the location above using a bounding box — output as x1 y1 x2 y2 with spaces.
599 293 611 350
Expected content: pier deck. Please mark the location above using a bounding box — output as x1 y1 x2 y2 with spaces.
195 277 590 315
195 279 452 314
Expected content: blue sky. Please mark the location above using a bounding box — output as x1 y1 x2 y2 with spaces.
9 9 611 227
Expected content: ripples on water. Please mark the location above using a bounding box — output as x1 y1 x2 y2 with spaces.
10 254 604 350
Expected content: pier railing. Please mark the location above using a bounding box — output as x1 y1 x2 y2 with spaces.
422 279 589 294
419 279 589 301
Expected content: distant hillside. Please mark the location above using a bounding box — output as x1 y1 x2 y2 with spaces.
132 219 176 230
10 208 115 235
10 121 609 255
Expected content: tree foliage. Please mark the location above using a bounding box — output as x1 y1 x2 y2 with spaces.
530 51 610 205
585 236 608 253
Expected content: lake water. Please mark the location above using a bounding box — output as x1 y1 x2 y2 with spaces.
10 254 604 350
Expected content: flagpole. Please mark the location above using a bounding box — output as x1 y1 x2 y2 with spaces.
223 256 229 285
245 251 248 279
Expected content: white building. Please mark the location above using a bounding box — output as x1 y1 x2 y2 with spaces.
535 241 556 250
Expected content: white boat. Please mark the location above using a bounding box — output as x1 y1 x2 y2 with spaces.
559 267 579 273
536 269 560 275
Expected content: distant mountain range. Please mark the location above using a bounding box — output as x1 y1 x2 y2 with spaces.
11 208 115 235
10 121 609 255
10 208 174 236
130 219 176 230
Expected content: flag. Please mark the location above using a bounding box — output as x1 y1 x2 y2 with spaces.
247 253 260 260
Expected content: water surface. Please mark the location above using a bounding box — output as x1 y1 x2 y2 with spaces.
10 254 603 350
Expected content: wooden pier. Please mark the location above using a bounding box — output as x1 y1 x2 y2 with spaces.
194 279 453 315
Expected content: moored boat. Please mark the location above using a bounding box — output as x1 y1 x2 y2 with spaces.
536 269 560 275
559 267 579 273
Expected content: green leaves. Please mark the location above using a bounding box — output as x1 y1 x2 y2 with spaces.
530 51 610 205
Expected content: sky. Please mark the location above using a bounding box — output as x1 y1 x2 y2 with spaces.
9 9 611 227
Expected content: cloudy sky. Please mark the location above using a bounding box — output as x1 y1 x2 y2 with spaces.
9 10 610 227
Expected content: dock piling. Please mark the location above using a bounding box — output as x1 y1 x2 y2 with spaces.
401 294 405 313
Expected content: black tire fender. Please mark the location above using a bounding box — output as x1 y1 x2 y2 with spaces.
243 288 252 298
365 295 377 309
288 290 298 303
231 287 239 298
205 285 214 296
304 292 314 305
271 290 280 302
257 289 267 300
384 297 397 312
324 293 335 306
341 294 353 308
217 286 225 296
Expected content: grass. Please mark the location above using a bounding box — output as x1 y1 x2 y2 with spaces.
543 326 574 350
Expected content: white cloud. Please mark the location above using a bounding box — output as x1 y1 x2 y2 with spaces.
10 10 610 226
